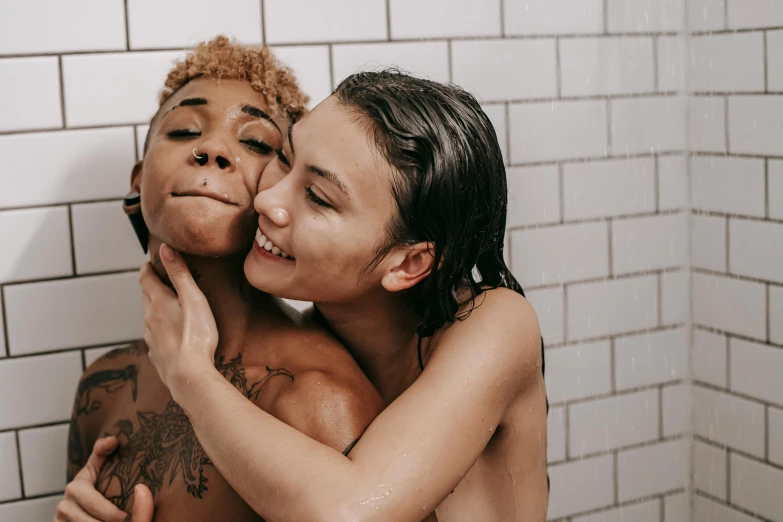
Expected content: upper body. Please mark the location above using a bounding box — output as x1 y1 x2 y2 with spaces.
128 68 549 522
68 300 382 522
59 37 389 522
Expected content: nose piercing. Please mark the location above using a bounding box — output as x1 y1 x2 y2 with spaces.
203 179 208 185
193 148 205 160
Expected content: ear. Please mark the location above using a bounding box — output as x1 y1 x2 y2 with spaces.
130 160 143 192
381 242 436 293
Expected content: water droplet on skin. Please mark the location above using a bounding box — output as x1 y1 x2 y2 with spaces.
316 381 321 385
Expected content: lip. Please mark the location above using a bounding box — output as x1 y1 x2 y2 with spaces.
171 189 238 206
252 237 294 263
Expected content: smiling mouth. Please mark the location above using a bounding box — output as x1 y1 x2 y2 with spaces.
171 190 238 206
255 229 294 260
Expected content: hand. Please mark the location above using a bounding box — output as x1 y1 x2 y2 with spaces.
55 437 154 522
139 244 219 393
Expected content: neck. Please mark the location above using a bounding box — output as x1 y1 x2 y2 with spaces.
148 240 275 358
315 291 422 403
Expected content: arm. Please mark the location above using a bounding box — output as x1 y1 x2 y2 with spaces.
141 248 542 522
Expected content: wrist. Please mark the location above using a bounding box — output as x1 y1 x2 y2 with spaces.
168 355 217 404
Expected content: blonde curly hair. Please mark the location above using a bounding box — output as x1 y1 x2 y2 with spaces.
158 35 308 121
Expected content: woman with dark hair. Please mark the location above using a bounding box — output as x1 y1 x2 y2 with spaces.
121 70 546 521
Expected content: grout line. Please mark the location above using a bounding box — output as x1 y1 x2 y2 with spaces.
726 448 732 502
654 155 661 213
545 323 686 352
504 102 511 166
724 96 730 152
693 490 770 522
659 497 665 522
555 38 562 99
447 40 454 83
725 332 731 388
123 0 131 50
81 349 86 372
558 163 565 223
607 219 613 277
0 197 125 214
765 159 770 218
564 404 570 459
0 342 139 363
0 492 65 507
603 0 609 34
328 45 335 92
658 386 664 438
0 291 8 357
764 31 769 93
613 451 619 504
0 421 70 437
57 56 67 128
606 98 613 155
499 0 506 37
385 0 392 40
67 205 77 276
693 381 783 413
260 0 266 46
725 216 730 273
610 338 616 393
14 430 25 498
723 0 729 29
657 273 663 326
766 284 771 343
562 283 569 343
653 36 659 93
765 405 770 461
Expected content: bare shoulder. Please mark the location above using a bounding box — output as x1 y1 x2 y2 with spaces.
432 287 542 391
244 323 384 455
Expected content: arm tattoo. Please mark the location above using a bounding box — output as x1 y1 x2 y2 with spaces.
95 354 292 509
68 365 139 468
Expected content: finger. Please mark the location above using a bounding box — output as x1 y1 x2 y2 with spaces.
159 244 205 303
130 484 154 522
139 262 173 301
73 437 118 483
55 499 103 522
64 481 128 522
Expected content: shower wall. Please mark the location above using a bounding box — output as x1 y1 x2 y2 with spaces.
0 0 692 520
688 1 783 521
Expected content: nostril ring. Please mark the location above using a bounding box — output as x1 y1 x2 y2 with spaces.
193 148 206 160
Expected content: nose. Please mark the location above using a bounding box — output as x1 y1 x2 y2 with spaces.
254 181 291 228
192 138 234 172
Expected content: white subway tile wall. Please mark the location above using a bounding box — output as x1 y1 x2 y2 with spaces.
690 6 783 517
0 0 693 520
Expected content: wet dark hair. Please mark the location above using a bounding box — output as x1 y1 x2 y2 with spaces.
334 69 544 376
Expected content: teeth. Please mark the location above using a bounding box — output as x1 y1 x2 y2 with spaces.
256 229 294 261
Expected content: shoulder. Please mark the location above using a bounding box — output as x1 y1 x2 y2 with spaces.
78 343 147 390
266 364 383 454
431 287 542 391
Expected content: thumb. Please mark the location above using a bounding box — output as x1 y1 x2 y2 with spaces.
75 436 118 483
130 484 154 522
159 244 202 302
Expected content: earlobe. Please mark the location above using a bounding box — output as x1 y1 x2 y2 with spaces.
123 161 149 253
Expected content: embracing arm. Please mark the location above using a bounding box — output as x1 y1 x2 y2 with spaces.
142 248 542 522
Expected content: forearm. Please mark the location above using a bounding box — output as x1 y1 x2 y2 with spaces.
173 365 366 522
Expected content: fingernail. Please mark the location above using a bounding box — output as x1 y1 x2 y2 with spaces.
160 244 174 261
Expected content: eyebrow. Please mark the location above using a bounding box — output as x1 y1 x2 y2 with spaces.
306 164 351 198
179 97 208 107
242 105 281 134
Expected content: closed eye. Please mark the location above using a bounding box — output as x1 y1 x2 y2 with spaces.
167 129 201 138
241 139 273 155
276 149 291 168
306 187 332 209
